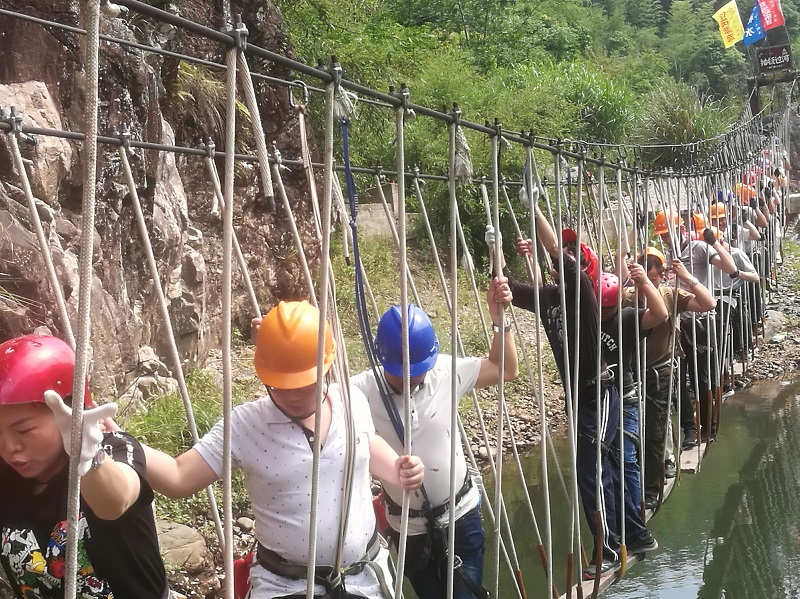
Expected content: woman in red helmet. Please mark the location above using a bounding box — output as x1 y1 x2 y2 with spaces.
0 334 170 598
146 301 424 598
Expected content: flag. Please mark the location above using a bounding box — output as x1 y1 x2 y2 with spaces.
744 3 766 45
757 0 785 30
713 0 745 48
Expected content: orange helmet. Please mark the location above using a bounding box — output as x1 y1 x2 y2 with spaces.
640 246 665 266
709 202 726 221
653 211 682 236
690 212 708 234
733 182 757 202
253 301 335 389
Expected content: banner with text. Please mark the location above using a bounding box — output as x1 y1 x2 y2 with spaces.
757 0 785 30
713 0 745 48
744 3 766 45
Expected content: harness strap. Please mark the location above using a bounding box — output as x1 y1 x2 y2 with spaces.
384 474 472 519
256 530 381 590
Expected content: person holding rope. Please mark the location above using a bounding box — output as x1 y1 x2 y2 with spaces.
597 262 667 528
0 334 172 599
655 210 738 448
148 300 424 599
493 203 656 579
619 248 716 510
350 276 518 599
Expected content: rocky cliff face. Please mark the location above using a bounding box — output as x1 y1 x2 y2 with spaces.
0 0 320 403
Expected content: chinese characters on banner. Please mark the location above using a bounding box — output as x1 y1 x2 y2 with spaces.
744 3 766 45
713 0 745 48
757 0 785 30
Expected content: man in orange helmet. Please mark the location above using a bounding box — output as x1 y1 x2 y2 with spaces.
0 335 171 598
146 301 424 598
653 209 738 446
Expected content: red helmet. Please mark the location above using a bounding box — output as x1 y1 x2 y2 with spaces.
0 335 91 407
561 229 599 288
598 272 619 308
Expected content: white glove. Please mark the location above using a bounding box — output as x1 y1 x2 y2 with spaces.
485 225 502 248
44 390 118 477
518 183 540 209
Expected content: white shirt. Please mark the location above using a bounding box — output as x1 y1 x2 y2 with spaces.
680 239 718 291
714 247 757 293
351 355 482 535
194 384 386 598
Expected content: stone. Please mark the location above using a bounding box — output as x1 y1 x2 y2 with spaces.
157 521 213 576
236 516 254 532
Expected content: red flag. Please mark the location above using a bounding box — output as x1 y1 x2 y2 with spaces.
757 0 785 30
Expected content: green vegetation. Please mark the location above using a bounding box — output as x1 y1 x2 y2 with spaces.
122 370 253 525
273 0 799 253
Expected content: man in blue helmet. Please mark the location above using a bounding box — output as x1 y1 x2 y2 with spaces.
351 276 518 599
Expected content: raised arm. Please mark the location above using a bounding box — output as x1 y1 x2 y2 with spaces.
475 275 519 388
142 445 219 499
671 259 716 312
628 262 668 329
703 229 737 275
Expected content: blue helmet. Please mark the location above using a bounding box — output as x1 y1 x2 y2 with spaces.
375 304 439 377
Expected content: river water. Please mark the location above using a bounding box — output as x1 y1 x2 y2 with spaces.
481 377 800 599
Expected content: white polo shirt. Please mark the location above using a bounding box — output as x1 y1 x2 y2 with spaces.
194 383 387 598
351 355 482 535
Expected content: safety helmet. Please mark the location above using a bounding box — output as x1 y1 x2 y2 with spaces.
690 212 708 234
0 335 91 407
375 304 439 377
653 211 682 236
641 246 665 267
710 202 726 221
254 301 335 389
733 182 757 202
598 272 620 308
561 229 599 288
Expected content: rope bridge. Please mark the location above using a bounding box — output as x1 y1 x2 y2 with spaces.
0 2 794 599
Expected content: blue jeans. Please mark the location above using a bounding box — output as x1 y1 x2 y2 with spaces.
622 403 642 510
403 506 485 599
618 402 649 544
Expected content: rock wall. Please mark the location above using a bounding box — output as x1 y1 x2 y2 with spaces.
0 0 320 402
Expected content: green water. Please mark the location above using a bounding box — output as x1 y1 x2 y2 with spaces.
482 378 800 599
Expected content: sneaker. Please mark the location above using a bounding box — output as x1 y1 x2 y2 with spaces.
664 458 677 479
722 386 735 398
682 428 698 450
627 531 658 555
582 559 621 580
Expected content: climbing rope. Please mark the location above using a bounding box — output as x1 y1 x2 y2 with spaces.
65 2 101 598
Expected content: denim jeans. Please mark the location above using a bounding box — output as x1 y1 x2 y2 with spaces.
404 506 485 599
621 402 642 510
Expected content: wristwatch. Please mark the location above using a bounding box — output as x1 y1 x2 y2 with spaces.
689 277 699 287
88 446 108 472
492 320 512 333
730 269 740 279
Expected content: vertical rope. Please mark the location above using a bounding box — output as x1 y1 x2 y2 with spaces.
65 2 101 597
393 92 412 599
306 76 336 599
220 41 238 599
235 21 276 212
6 127 75 347
446 116 459 599
118 139 225 547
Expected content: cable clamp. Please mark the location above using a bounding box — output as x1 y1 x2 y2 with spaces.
231 14 248 52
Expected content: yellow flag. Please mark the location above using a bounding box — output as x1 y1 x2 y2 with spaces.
713 0 745 48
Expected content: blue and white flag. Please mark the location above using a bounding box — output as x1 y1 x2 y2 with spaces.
744 3 766 46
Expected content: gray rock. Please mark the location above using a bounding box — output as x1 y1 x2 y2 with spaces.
157 521 213 576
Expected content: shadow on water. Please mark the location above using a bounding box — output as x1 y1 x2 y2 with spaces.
482 378 800 599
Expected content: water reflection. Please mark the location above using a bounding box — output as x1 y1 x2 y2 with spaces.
482 379 800 599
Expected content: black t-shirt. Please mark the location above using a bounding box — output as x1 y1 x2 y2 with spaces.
600 307 647 402
505 254 604 398
0 431 167 599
